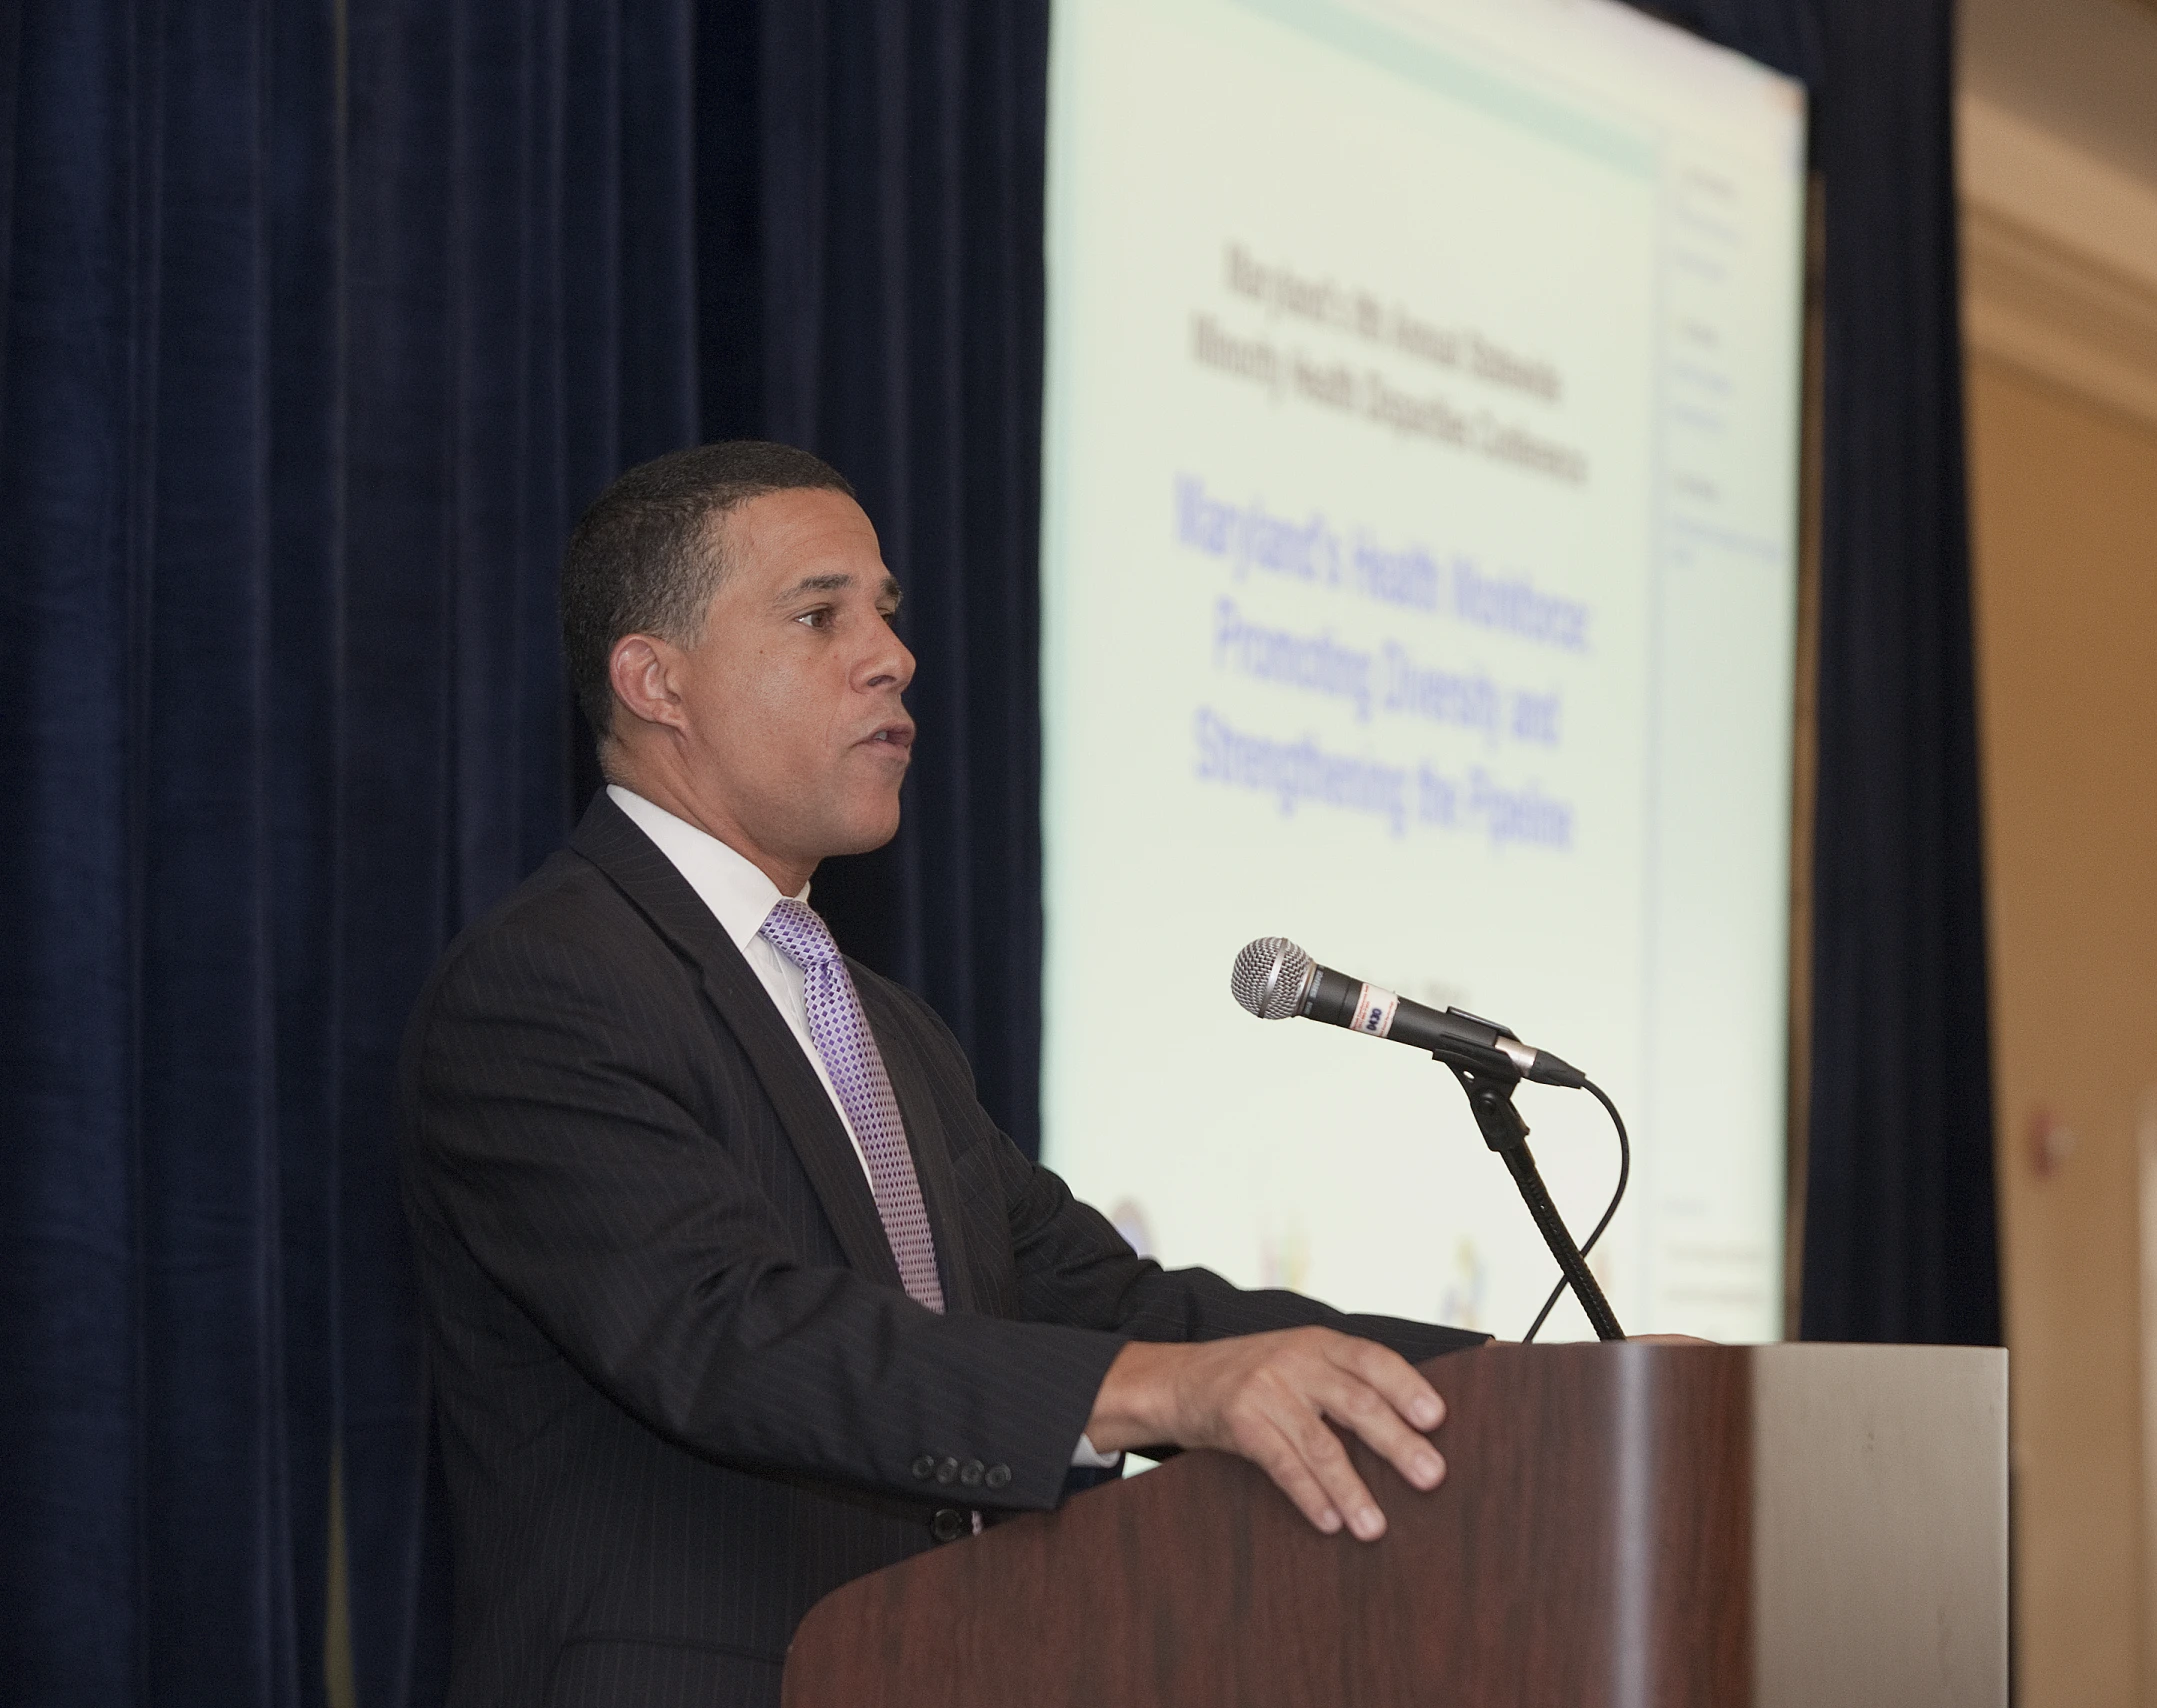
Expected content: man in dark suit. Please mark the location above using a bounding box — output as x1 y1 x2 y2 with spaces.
399 441 1485 1707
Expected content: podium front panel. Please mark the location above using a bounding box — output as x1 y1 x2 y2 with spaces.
782 1343 2006 1708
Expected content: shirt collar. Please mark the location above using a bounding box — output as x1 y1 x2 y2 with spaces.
604 784 810 950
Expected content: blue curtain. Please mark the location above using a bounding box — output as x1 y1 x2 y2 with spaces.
0 1 698 1702
0 0 1993 1702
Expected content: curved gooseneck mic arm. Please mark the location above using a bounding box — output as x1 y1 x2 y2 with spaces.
1446 1062 1626 1343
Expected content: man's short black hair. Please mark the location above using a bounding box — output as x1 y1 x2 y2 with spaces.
559 440 856 747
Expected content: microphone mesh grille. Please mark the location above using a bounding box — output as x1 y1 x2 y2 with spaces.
1231 937 1311 1021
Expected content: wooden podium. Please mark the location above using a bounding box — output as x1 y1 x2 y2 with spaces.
781 1343 2005 1708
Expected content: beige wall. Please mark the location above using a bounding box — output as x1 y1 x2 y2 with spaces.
1967 356 2157 1708
1956 81 2157 1707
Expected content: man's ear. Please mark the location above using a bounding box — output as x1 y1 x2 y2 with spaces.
607 633 689 735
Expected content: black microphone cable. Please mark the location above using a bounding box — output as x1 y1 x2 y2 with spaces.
1519 1076 1630 1343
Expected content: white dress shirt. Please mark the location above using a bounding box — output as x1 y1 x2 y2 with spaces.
608 785 877 1188
607 786 1120 1472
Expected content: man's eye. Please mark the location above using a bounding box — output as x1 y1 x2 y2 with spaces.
795 607 833 629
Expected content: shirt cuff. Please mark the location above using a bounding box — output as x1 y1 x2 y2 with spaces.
1070 1432 1123 1470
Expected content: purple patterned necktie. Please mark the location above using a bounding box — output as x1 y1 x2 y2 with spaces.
759 898 946 1312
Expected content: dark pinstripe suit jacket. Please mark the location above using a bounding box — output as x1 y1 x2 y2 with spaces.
397 793 1483 1708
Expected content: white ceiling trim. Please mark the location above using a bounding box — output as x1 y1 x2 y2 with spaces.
1959 94 2157 431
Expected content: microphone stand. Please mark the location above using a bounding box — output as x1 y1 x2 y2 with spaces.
1446 1062 1626 1342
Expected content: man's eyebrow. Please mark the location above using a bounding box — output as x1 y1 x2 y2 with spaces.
770 572 904 603
774 573 852 599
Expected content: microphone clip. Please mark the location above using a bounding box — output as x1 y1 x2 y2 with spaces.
1448 1061 1533 1153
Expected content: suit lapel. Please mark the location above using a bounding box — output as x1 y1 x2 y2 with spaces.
569 795 903 1292
855 973 980 1315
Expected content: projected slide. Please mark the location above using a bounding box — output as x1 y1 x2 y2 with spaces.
1040 0 1805 1340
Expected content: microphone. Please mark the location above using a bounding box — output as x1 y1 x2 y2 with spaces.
1229 936 1585 1089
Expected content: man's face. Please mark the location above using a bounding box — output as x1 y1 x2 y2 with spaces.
657 488 916 874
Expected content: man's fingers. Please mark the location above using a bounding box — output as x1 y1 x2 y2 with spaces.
1267 1389 1388 1541
1244 1418 1348 1536
1318 1371 1448 1494
1332 1337 1447 1434
1311 1339 1450 1493
1142 1330 1456 1544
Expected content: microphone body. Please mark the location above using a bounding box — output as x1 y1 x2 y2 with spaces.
1232 937 1585 1088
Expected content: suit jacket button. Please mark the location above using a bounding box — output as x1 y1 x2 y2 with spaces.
935 1456 959 1485
984 1464 1012 1490
959 1459 985 1487
931 1508 967 1543
911 1455 936 1481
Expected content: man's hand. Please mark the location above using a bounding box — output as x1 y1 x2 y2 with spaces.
1083 1329 1448 1541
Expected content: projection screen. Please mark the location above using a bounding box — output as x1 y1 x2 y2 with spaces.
1039 0 1807 1341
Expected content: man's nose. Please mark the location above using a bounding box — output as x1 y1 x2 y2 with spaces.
862 624 916 693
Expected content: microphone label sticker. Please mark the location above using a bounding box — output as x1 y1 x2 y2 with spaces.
1352 984 1400 1038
